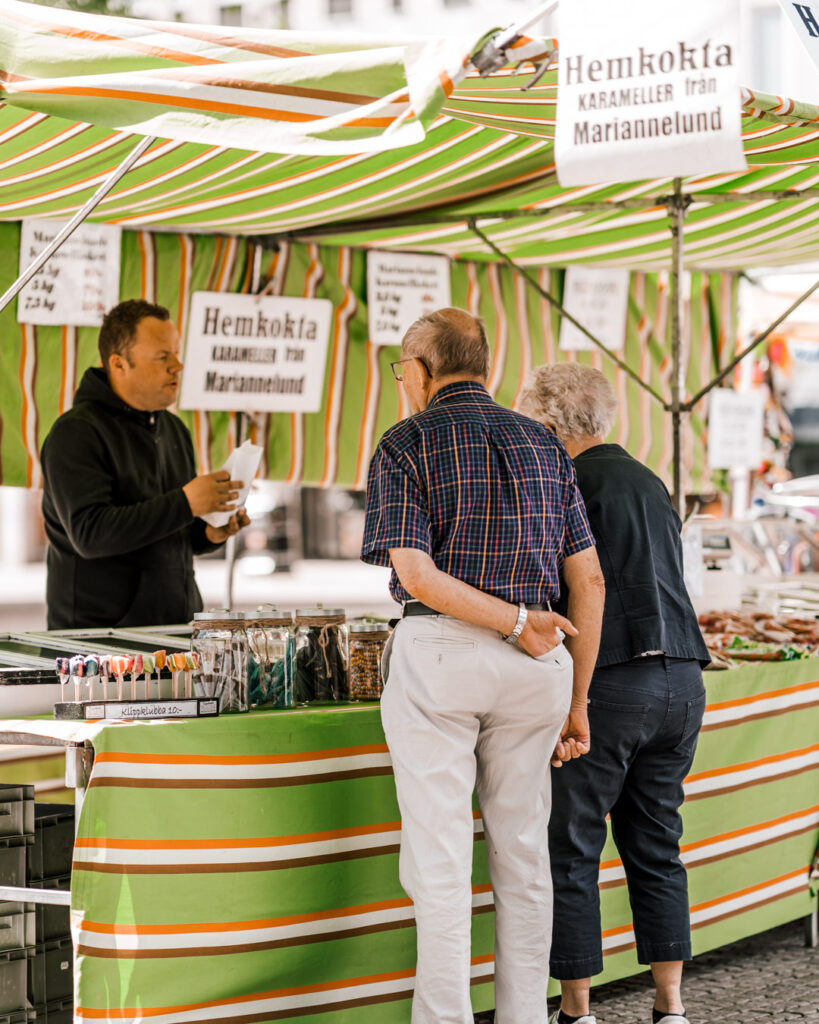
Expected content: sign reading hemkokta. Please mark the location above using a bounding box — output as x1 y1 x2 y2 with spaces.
555 0 746 186
778 0 819 70
179 292 333 413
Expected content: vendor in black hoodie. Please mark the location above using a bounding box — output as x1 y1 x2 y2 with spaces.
41 300 250 629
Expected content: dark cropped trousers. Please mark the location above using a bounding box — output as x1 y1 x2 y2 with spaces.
548 654 706 979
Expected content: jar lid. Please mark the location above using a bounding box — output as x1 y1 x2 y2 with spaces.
193 610 244 621
295 607 345 618
350 622 391 634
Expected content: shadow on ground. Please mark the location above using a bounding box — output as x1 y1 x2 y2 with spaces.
473 920 818 1024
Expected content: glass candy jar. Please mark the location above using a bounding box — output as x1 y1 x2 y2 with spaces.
348 622 390 700
245 606 295 709
191 610 249 713
294 608 349 702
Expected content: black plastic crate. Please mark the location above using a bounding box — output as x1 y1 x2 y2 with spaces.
0 789 34 840
0 838 32 889
28 879 69 945
0 905 34 954
0 947 33 1015
0 1010 34 1024
27 938 72 1008
27 809 74 884
32 996 71 1023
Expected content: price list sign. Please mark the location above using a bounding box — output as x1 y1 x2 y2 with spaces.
367 251 451 345
17 219 122 327
707 389 764 470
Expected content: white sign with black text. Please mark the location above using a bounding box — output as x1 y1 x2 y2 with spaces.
778 1 819 70
555 0 746 186
559 268 630 352
179 292 333 414
367 251 451 346
17 219 121 327
707 389 765 470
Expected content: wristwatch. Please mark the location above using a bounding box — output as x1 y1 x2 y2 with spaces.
504 603 528 644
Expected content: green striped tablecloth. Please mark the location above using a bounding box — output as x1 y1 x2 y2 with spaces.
70 659 819 1023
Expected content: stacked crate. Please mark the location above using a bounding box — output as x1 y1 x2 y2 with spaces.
26 807 74 1024
0 786 36 1024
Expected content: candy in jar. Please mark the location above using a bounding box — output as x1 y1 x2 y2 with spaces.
348 622 390 700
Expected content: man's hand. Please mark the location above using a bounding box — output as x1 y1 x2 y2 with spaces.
205 509 250 545
551 705 591 767
182 471 244 518
516 609 578 659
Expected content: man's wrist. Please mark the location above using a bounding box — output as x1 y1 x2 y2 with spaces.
503 603 528 644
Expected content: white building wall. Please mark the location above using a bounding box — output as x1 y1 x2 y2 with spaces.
128 0 819 100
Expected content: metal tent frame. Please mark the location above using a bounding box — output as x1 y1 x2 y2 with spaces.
288 181 819 515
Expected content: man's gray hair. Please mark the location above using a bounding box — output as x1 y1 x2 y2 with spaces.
402 307 490 380
519 363 617 441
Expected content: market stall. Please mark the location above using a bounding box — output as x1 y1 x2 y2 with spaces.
0 0 817 1019
0 642 814 1022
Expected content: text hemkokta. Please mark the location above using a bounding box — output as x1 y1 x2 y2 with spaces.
555 0 746 186
179 291 332 414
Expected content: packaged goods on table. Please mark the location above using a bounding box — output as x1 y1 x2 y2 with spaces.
294 609 349 702
698 610 819 665
245 606 296 709
348 622 390 700
192 611 249 712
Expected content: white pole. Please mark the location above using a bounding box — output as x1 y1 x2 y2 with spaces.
0 134 157 316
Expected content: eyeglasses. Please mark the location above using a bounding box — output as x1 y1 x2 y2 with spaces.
390 356 430 382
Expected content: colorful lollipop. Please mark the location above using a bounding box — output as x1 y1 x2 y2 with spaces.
85 656 100 702
55 657 69 703
98 655 112 700
184 651 198 699
110 655 130 701
142 654 156 699
169 651 187 699
153 650 167 699
69 655 85 702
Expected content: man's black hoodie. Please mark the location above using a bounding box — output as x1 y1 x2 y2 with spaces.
41 367 218 629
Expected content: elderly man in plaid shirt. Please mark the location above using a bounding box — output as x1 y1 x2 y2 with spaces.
362 308 606 1024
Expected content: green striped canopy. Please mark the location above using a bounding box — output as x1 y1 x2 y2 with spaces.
0 0 807 490
1 0 819 268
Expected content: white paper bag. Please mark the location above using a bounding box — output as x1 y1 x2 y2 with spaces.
201 439 263 528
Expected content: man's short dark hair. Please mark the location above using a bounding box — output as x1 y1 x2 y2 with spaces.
403 308 490 379
99 300 170 370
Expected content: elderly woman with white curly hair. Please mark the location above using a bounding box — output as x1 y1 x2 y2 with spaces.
519 363 710 1024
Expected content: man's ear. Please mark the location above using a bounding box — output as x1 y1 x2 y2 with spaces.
108 353 125 376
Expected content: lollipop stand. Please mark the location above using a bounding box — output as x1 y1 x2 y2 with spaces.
53 696 219 721
51 651 217 720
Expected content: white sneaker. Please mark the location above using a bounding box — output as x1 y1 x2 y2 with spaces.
654 1016 688 1024
547 1012 597 1024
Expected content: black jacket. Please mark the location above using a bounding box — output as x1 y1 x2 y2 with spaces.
557 444 710 669
41 368 217 629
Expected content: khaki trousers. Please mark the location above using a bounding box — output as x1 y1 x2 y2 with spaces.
381 614 572 1024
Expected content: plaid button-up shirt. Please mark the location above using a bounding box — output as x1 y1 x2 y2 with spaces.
362 381 595 605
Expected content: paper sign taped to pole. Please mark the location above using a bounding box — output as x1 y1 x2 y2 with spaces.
367 251 451 345
707 389 765 470
559 268 630 351
778 1 819 70
179 292 333 414
17 219 121 327
555 0 746 186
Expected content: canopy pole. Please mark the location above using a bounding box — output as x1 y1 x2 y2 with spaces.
224 244 265 610
0 134 156 317
467 217 667 406
667 179 688 519
684 274 819 410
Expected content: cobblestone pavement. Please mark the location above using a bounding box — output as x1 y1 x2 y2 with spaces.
473 919 819 1024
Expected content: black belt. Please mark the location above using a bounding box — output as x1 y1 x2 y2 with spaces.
402 600 550 618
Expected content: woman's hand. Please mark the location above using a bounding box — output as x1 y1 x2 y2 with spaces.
551 705 590 767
